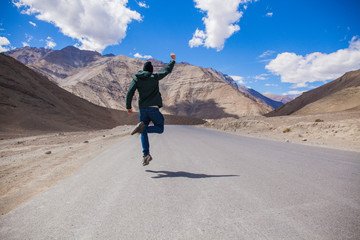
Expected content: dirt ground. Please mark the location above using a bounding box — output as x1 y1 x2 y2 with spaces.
0 126 131 215
203 110 360 152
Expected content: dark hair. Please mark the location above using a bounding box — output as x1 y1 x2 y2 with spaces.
143 61 153 73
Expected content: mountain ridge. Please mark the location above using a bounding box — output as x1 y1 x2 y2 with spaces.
5 46 274 119
0 53 205 134
263 94 298 104
266 69 360 116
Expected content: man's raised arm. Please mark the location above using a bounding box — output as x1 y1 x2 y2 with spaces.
153 53 176 81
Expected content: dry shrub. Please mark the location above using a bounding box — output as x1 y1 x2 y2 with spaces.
283 128 291 133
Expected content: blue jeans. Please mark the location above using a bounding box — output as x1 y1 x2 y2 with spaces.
139 107 164 156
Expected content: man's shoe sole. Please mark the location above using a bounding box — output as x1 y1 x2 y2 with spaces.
143 155 152 166
131 122 145 135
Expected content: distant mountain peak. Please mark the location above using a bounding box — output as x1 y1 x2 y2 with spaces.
103 53 115 57
263 94 298 104
4 47 53 65
42 45 102 68
61 45 78 51
60 45 101 55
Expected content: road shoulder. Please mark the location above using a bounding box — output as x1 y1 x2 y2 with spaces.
0 126 131 215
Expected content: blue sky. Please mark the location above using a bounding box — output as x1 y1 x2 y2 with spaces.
1 0 360 96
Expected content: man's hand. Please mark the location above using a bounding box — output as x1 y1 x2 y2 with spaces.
171 53 176 61
127 109 132 115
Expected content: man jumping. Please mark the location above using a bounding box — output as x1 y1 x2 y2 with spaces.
126 53 176 166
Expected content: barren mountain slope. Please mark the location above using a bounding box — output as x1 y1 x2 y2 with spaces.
0 53 137 133
0 54 204 135
294 86 360 115
60 55 144 110
266 69 360 116
6 47 273 119
158 64 273 118
236 85 283 109
27 46 108 83
204 69 284 109
63 57 273 118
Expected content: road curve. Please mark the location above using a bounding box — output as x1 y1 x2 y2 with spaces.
1 126 359 239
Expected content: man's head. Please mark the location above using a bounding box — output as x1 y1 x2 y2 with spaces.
143 61 153 73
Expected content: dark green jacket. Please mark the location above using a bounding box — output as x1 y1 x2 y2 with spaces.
126 60 175 109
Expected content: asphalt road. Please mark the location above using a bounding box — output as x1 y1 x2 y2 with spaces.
1 126 359 239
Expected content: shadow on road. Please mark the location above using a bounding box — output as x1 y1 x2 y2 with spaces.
146 170 239 179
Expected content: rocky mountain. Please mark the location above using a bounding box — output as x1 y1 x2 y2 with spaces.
157 64 273 119
0 53 204 134
6 46 273 119
0 53 134 133
5 46 106 83
4 46 53 65
28 46 107 82
263 94 298 105
41 46 102 68
208 70 283 109
266 69 360 116
236 86 283 109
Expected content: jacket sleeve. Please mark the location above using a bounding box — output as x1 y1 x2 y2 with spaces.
153 60 175 81
126 79 137 109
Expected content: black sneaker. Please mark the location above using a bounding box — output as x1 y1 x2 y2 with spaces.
130 121 145 135
143 154 152 166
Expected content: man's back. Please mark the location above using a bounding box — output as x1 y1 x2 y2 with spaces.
126 60 175 109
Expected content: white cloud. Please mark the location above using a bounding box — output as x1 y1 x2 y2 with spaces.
137 1 149 8
230 75 245 84
283 90 304 96
266 36 360 88
29 21 36 26
25 33 33 42
265 83 278 87
259 50 275 58
21 33 33 47
45 36 56 48
189 29 207 48
254 73 269 80
258 59 272 63
0 36 11 52
13 0 142 53
266 12 273 17
189 0 252 51
134 52 152 59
